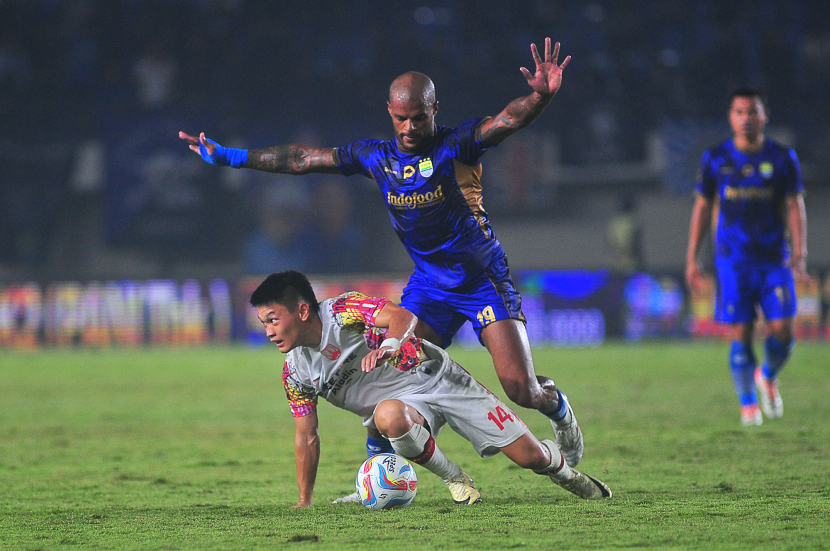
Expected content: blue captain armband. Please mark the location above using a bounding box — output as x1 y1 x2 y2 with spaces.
199 138 248 168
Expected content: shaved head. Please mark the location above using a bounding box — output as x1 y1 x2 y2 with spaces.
389 72 436 106
387 72 439 153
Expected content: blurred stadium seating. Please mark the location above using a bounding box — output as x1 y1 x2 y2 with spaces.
1 1 829 345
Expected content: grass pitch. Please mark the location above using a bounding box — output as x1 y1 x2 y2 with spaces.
1 342 828 550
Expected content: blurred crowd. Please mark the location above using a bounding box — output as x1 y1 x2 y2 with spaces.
1 0 829 274
3 1 829 155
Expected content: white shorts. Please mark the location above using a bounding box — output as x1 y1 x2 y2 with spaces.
367 360 529 458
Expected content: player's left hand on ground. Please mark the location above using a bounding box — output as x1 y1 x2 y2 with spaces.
520 37 571 98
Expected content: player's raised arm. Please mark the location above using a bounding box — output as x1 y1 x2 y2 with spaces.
292 410 321 508
178 131 341 175
477 38 571 147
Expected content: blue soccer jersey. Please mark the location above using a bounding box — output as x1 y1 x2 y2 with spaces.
696 138 803 267
336 118 505 289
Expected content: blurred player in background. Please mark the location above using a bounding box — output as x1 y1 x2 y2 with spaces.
180 39 587 477
685 87 808 426
250 270 611 507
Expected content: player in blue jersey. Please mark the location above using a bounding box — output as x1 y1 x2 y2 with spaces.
685 87 808 426
180 38 585 479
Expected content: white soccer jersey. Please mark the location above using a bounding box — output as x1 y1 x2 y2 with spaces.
281 292 528 456
282 292 448 420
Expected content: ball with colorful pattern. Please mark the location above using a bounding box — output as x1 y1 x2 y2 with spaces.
355 453 418 510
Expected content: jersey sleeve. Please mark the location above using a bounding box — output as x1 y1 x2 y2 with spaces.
336 139 381 178
282 356 318 418
447 118 492 166
784 148 804 195
330 292 390 333
695 149 716 200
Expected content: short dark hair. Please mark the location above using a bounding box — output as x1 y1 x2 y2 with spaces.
728 86 767 109
249 270 319 314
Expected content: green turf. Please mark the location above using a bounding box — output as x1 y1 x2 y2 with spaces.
1 342 828 550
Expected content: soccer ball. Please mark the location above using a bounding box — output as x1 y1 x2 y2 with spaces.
355 453 418 510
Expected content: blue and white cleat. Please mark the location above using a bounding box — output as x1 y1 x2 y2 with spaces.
553 394 584 467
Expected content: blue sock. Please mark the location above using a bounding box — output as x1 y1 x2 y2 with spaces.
366 435 394 457
730 341 757 407
541 389 569 423
762 335 793 380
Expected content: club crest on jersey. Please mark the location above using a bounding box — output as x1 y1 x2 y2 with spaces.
321 344 341 360
759 162 774 179
418 158 434 177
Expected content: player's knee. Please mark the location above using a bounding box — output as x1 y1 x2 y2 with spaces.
502 435 552 470
769 322 794 344
730 323 754 343
373 400 412 437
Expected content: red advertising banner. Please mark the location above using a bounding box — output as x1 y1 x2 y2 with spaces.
0 279 232 349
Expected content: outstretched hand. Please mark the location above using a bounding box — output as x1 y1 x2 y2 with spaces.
178 131 215 156
520 38 571 99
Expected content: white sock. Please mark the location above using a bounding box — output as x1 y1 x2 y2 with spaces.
389 423 462 481
534 439 574 480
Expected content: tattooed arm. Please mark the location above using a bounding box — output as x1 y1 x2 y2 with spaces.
245 144 341 174
178 131 342 174
478 38 571 147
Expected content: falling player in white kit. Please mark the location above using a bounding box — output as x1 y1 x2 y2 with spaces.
250 271 611 508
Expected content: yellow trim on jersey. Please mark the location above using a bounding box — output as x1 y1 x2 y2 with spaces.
453 159 490 237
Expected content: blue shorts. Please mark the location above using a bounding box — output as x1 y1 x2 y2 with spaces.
714 261 797 324
400 255 525 348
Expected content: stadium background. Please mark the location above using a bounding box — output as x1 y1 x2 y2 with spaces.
1 0 829 348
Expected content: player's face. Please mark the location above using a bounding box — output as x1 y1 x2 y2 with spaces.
388 97 438 154
729 96 767 143
257 302 310 353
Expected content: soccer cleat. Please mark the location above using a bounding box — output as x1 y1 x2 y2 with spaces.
755 367 783 419
740 404 763 426
553 394 584 467
332 490 362 504
444 471 482 505
535 439 611 499
553 469 612 500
